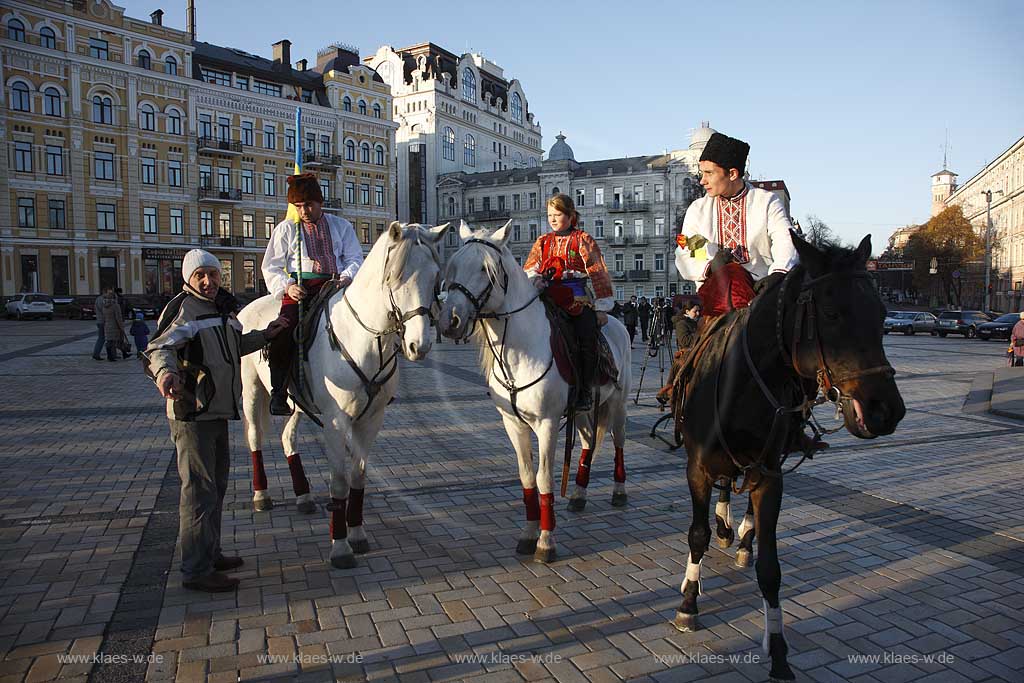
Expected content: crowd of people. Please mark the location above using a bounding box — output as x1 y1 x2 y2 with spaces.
91 287 151 362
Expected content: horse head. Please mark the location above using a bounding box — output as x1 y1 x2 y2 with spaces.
785 233 905 438
439 220 516 341
379 220 451 360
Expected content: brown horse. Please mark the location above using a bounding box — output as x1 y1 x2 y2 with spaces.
672 233 905 681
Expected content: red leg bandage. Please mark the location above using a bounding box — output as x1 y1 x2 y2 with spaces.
287 453 310 496
575 448 593 488
329 497 347 540
614 447 626 483
539 493 555 531
251 450 268 491
347 488 365 527
523 488 540 522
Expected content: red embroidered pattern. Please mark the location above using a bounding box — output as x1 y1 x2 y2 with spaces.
301 215 336 273
716 187 750 264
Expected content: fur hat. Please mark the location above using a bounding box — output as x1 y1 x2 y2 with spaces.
700 132 750 174
287 172 323 204
181 249 220 281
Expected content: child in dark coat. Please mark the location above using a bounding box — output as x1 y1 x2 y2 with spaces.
130 312 150 359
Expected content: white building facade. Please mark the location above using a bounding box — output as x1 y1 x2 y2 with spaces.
363 43 543 226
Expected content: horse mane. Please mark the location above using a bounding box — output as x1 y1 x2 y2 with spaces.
458 237 522 380
383 224 441 285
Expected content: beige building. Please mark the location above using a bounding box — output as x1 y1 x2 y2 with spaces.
1 0 396 299
939 134 1024 311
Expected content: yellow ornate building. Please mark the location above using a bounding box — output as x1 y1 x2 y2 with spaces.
1 0 396 299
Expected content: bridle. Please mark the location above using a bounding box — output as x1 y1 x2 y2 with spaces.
445 238 548 422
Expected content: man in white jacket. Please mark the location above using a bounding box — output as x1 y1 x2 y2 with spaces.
262 173 363 414
675 132 797 317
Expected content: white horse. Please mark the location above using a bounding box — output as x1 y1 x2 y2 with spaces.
238 221 450 569
438 221 632 563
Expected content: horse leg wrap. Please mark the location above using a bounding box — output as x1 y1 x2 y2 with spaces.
347 488 365 527
680 558 702 596
329 497 348 540
575 449 593 488
613 447 626 483
522 488 540 522
737 513 755 542
539 493 555 531
251 450 268 491
715 501 734 530
762 599 786 654
286 453 310 497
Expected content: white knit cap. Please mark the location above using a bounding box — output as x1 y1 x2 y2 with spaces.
182 249 221 281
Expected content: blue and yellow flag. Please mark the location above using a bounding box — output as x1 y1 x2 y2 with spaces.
285 107 302 224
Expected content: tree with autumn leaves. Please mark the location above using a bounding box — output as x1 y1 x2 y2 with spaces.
903 205 987 307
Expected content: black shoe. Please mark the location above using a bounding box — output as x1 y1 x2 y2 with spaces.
213 555 244 571
92 355 103 361
182 571 239 593
269 391 293 416
574 389 594 412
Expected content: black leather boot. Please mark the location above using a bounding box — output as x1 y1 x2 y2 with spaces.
575 335 598 412
268 333 294 416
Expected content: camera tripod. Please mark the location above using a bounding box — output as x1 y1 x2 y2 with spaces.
634 307 673 407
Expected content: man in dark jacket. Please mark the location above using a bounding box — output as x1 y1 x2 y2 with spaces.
638 297 652 342
658 301 701 405
622 296 639 345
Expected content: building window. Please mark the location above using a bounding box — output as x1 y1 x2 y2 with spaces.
243 214 254 238
241 169 253 194
321 135 331 155
264 215 275 239
97 203 116 231
655 217 665 236
43 88 61 117
165 56 178 75
462 67 476 102
345 181 355 204
263 171 275 196
168 160 182 187
11 82 30 112
217 116 230 141
263 124 276 149
253 80 282 97
218 213 231 238
285 128 295 152
143 207 157 234
373 103 381 118
655 184 664 202
199 164 211 188
200 210 212 236
442 127 455 161
241 121 253 146
529 223 538 241
198 113 212 138
360 142 370 163
634 253 645 270
634 218 644 238
360 184 369 205
529 193 537 210
39 26 56 49
468 198 475 213
464 134 476 166
89 38 108 60
342 96 352 112
235 76 249 91
17 198 35 228
217 167 230 191
358 99 367 115
633 185 644 202
374 185 384 207
361 225 371 244
94 151 114 180
170 208 183 235
513 194 521 211
614 219 624 237
319 179 330 200
594 219 604 238
93 95 112 124
595 187 604 205
613 253 624 271
576 189 585 207
141 157 156 184
14 141 32 172
49 200 65 229
655 252 665 272
244 259 256 293
140 104 156 131
168 110 182 135
513 224 521 241
45 145 63 175
305 132 315 152
137 49 151 70
201 68 231 87
7 19 26 42
510 92 523 124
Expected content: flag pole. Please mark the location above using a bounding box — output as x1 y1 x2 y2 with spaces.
294 106 305 401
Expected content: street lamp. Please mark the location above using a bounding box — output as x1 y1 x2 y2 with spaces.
982 189 1004 312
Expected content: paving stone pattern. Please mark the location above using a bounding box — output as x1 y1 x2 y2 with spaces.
0 321 1022 682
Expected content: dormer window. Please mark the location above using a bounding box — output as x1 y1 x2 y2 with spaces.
462 67 476 103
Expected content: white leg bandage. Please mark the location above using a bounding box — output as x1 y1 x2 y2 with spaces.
716 501 733 530
738 513 754 540
680 558 702 596
762 598 785 654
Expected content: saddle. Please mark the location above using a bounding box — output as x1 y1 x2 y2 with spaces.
543 299 618 392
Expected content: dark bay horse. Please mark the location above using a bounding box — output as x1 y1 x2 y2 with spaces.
672 233 905 681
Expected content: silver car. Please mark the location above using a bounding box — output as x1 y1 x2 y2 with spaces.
4 293 54 320
883 311 936 335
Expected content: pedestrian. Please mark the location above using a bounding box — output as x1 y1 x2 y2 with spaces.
638 296 651 342
144 250 286 592
1011 311 1024 368
658 301 701 405
662 297 675 347
92 288 108 360
99 289 124 362
129 312 149 359
623 296 638 345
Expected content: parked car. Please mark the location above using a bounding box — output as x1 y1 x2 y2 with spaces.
64 296 97 320
884 311 936 335
934 310 992 338
977 313 1022 341
4 293 54 320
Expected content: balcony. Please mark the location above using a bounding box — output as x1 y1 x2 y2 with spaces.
302 150 343 168
197 136 242 155
467 208 511 222
631 236 649 247
199 235 247 248
611 271 627 282
628 269 650 282
608 235 629 247
608 200 651 213
198 187 242 202
322 198 345 211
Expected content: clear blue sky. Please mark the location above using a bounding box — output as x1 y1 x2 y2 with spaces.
123 0 1023 252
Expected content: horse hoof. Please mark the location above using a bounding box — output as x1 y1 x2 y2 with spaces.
330 553 357 569
715 533 735 550
610 492 628 508
349 539 370 555
253 493 273 512
516 539 537 555
735 549 753 568
295 495 316 515
567 498 587 512
672 611 700 633
533 546 556 564
769 664 796 682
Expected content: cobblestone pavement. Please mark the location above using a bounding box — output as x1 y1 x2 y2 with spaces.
1 320 1023 683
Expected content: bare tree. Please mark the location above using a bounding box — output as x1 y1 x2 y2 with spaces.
802 214 837 248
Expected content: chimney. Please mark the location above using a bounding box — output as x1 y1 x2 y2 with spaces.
295 58 307 72
272 40 291 68
150 9 163 25
186 0 195 40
